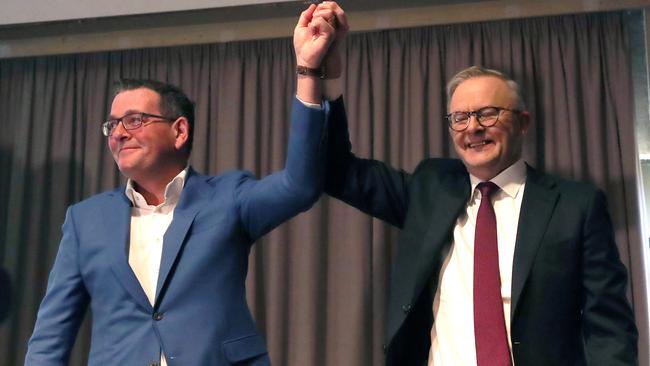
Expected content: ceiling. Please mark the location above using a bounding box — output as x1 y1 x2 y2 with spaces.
0 0 490 40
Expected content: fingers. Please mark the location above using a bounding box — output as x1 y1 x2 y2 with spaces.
313 2 348 50
311 7 339 39
296 4 317 29
312 8 336 26
293 1 342 70
308 15 336 43
332 5 349 32
314 1 349 32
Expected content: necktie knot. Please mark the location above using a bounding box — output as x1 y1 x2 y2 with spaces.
477 181 499 199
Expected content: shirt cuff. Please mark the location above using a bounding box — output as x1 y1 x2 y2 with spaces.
296 95 323 110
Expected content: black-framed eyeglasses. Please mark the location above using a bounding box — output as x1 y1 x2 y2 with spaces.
102 112 176 137
445 106 520 132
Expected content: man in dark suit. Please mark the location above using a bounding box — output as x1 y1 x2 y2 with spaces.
24 5 338 365
317 3 638 365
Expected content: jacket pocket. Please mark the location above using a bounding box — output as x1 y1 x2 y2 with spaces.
222 333 268 364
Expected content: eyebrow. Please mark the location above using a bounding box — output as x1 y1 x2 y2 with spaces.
107 109 143 120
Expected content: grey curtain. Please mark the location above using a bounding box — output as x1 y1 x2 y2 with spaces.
0 11 646 366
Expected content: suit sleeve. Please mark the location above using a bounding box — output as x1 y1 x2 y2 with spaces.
25 207 90 366
236 97 328 241
581 190 638 365
324 96 410 228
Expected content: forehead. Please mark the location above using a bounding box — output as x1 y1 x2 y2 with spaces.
449 76 516 111
110 87 161 117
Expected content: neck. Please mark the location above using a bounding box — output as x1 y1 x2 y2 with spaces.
469 156 522 182
131 166 185 206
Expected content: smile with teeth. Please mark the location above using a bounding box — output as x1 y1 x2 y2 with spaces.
467 140 491 148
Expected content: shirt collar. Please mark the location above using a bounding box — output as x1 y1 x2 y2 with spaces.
125 166 189 208
469 159 527 200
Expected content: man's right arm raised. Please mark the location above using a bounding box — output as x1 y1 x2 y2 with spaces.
318 2 411 228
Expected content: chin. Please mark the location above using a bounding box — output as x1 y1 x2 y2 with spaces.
116 162 137 175
461 154 496 169
463 159 501 179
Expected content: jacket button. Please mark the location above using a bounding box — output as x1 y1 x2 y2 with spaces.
401 304 412 314
382 344 388 354
153 312 163 321
149 363 159 366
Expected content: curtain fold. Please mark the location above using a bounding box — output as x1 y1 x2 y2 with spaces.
0 11 646 366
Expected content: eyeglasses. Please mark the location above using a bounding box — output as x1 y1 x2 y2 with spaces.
102 112 176 137
445 106 520 132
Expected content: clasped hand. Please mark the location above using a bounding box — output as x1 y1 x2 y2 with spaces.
293 1 348 71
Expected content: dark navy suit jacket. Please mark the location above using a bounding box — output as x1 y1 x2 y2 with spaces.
25 98 328 366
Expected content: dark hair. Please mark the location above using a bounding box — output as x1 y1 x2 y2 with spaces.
113 79 195 156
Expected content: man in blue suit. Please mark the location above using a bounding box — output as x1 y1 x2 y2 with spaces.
25 5 337 365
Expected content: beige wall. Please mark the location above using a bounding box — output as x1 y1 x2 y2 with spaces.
1 0 649 59
0 0 295 25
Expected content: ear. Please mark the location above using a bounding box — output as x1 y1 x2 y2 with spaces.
172 117 190 151
518 111 531 135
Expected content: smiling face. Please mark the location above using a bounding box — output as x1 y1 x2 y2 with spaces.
449 75 530 180
108 87 186 182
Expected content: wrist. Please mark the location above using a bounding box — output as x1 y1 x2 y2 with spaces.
296 65 326 79
296 75 323 105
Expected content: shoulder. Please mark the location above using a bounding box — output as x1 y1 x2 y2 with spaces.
185 169 260 203
526 166 603 206
405 158 469 197
528 166 599 192
199 169 256 188
70 188 124 211
415 158 466 171
412 158 467 180
59 188 127 227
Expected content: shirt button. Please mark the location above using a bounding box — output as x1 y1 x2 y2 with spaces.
153 312 163 321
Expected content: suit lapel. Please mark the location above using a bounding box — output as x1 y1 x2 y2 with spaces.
154 169 211 307
386 163 470 343
105 189 153 312
413 172 470 289
510 167 559 316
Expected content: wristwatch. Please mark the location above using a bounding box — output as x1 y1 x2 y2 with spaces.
296 65 326 79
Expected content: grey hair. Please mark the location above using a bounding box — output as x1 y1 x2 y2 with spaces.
446 66 526 111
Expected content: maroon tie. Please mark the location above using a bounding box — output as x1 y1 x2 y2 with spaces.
474 182 511 366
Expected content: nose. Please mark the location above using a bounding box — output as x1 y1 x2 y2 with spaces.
465 114 484 133
108 122 131 150
111 121 130 139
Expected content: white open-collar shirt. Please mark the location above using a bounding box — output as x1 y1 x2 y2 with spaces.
126 167 187 366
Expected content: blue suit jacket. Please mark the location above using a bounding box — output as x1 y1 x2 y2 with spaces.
25 98 328 366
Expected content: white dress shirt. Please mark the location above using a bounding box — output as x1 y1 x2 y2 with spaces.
126 168 187 366
429 159 527 366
